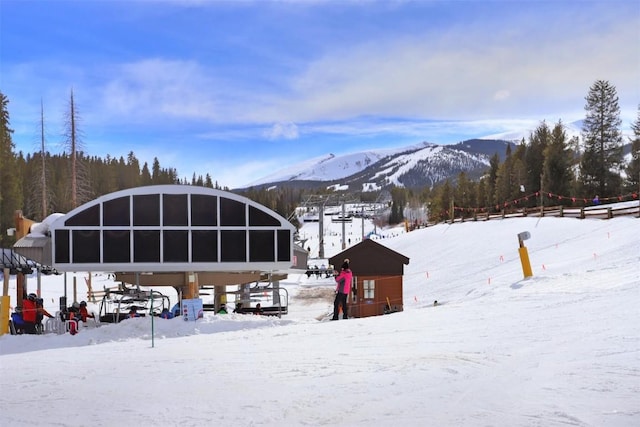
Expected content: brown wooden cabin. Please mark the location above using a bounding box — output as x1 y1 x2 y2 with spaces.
329 239 409 319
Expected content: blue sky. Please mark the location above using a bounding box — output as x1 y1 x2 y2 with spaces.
1 0 638 189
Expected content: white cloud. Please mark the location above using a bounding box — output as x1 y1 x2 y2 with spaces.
264 122 300 140
271 18 638 122
493 90 510 101
101 59 221 122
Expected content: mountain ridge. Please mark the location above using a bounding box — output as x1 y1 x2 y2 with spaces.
238 119 634 191
240 139 515 191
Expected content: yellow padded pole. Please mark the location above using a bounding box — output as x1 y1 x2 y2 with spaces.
0 296 10 336
518 246 533 278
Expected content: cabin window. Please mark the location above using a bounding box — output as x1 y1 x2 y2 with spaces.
363 279 375 299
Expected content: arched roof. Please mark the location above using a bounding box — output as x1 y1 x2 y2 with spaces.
49 185 295 273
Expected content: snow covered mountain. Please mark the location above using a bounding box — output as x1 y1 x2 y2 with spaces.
244 145 419 188
242 140 514 190
240 117 635 191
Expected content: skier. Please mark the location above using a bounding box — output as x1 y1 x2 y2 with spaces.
331 259 352 320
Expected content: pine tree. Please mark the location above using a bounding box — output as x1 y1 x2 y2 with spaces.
0 92 22 246
454 172 471 219
624 106 640 193
430 180 453 223
495 144 518 209
579 80 624 198
476 178 487 211
485 153 500 211
526 122 551 202
124 151 141 189
26 99 55 220
140 162 152 186
542 120 574 201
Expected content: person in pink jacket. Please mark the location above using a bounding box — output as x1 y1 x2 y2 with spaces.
332 259 353 320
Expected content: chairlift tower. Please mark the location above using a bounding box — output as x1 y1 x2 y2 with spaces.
292 193 360 259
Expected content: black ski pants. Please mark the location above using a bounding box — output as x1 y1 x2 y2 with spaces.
332 292 348 320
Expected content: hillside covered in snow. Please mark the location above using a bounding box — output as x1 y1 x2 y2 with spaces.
1 211 638 426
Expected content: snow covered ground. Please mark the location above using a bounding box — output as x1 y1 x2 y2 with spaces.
1 211 639 426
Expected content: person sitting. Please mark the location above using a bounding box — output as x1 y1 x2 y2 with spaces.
233 302 244 314
160 308 174 319
21 293 38 334
10 311 26 334
128 306 140 318
171 301 181 317
35 298 54 334
217 304 228 314
66 302 81 321
78 301 95 322
254 303 263 315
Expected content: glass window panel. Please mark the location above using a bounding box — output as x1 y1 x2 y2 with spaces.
192 230 218 262
133 230 160 262
220 197 245 226
163 194 188 226
65 204 100 226
54 230 70 263
364 280 375 299
163 230 189 262
277 229 291 262
133 194 160 226
249 205 280 226
191 194 217 226
72 230 100 263
249 230 275 262
103 230 131 263
220 230 246 262
103 196 130 226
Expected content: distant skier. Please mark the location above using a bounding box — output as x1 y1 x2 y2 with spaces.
331 259 353 320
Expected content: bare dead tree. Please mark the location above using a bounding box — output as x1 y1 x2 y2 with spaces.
61 88 92 209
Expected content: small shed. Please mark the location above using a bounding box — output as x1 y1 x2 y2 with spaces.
329 239 409 318
292 244 309 271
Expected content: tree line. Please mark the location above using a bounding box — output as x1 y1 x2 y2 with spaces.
0 89 306 247
400 80 640 224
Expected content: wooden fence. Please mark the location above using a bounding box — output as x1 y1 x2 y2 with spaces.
438 202 640 225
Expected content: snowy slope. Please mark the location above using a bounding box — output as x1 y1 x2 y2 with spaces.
244 144 426 187
370 144 489 187
1 213 639 426
244 142 490 189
